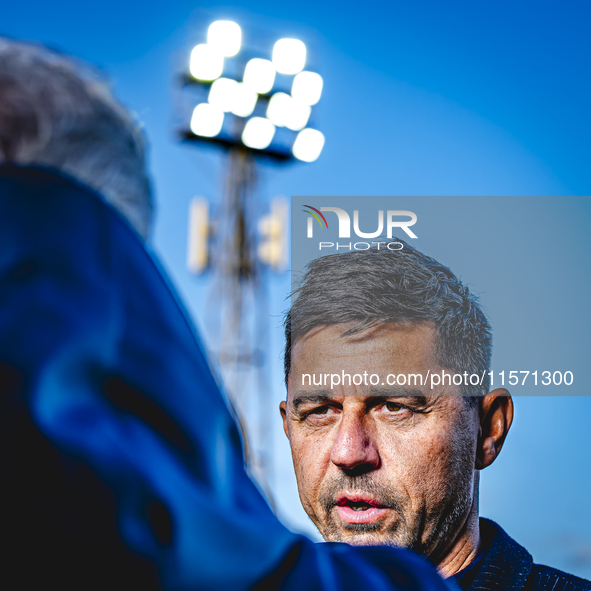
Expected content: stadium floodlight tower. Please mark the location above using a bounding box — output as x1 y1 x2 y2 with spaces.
179 19 324 495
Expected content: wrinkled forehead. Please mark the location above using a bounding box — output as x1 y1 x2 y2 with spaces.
291 321 438 366
288 321 442 395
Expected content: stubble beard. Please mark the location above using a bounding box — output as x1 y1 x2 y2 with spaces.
316 470 475 558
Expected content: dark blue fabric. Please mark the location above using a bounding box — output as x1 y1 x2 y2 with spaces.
451 544 486 589
0 166 453 591
455 519 591 591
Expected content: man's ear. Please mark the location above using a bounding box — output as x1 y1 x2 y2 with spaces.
475 390 514 470
279 400 289 439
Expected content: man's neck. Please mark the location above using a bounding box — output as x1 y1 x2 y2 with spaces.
436 505 482 578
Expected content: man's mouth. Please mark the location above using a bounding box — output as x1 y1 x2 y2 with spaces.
334 495 390 525
345 501 375 511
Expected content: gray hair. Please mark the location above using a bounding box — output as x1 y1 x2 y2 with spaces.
285 242 492 400
0 37 152 238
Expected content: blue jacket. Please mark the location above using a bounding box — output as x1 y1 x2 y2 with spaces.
0 166 452 591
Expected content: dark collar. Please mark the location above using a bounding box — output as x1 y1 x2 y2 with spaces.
455 518 533 591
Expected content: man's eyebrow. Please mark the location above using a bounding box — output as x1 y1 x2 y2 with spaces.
367 388 431 406
289 390 434 411
291 392 333 411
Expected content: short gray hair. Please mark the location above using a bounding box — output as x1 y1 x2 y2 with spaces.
285 242 492 401
0 37 152 238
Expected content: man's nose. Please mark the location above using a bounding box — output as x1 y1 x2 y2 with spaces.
330 415 380 474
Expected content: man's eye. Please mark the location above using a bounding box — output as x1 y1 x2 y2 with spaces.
301 405 338 422
385 402 403 412
309 406 330 415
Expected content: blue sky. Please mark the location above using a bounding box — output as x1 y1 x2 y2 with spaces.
3 0 591 578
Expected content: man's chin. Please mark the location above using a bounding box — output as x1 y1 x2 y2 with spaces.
321 522 403 547
343 533 398 547
329 533 405 547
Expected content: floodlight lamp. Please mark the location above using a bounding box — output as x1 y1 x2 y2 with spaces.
190 44 224 81
190 103 224 137
272 38 306 75
243 58 276 94
266 92 291 127
291 71 323 106
207 20 242 57
292 128 325 162
231 83 258 117
208 77 239 112
242 117 276 150
285 99 310 131
266 92 310 131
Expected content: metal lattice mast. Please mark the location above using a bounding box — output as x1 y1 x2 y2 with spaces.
180 18 324 497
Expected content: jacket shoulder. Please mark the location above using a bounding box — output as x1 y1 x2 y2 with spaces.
531 564 591 591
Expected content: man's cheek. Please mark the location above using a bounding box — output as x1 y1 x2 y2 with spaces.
293 456 326 524
291 440 319 489
389 434 451 490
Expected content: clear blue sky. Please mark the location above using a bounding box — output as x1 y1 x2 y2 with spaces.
3 0 591 578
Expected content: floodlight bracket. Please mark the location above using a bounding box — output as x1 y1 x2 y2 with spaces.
179 130 294 163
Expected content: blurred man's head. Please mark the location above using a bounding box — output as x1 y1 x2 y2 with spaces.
280 244 513 574
0 37 152 238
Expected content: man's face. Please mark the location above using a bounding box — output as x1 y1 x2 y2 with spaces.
281 322 481 561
